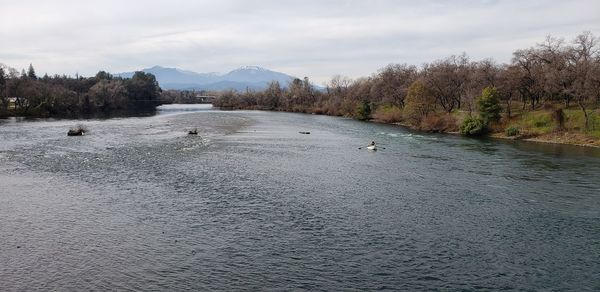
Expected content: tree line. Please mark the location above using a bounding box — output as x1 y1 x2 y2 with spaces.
214 32 600 132
0 65 161 118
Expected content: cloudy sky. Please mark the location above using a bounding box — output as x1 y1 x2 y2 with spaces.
1 0 599 83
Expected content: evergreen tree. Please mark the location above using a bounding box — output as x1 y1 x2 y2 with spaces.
126 71 161 108
0 67 5 91
355 100 372 120
27 63 37 79
476 86 501 125
95 71 113 80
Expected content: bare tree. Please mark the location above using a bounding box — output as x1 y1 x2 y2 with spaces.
327 75 352 96
568 31 598 129
261 81 282 109
422 54 470 112
280 77 314 111
512 48 546 110
371 64 417 107
497 65 522 118
463 60 499 114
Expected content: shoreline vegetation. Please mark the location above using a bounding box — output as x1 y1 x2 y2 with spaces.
0 66 162 119
212 31 600 148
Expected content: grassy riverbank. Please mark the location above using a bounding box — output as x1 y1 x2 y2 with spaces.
491 108 600 147
375 104 600 148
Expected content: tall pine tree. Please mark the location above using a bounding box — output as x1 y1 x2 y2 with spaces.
27 63 37 79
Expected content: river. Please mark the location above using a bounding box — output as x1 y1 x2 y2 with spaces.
1 104 599 290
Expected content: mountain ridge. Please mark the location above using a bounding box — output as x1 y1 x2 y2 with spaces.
116 65 296 91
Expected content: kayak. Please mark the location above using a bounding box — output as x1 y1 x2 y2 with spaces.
367 145 377 151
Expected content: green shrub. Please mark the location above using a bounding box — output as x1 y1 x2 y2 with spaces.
459 116 487 136
506 126 520 136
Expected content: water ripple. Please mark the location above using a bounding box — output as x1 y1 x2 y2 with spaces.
1 110 600 290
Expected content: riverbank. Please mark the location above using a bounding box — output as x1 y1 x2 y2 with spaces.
490 132 600 148
391 121 596 148
368 103 600 148
379 121 600 148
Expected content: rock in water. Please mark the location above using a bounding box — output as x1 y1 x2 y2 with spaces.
67 128 85 136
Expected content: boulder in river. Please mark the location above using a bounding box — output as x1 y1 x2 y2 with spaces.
67 125 87 136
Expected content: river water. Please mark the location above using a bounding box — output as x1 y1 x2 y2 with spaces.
1 105 600 291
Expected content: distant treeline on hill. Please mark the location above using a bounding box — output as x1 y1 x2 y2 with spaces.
0 66 162 118
213 31 600 135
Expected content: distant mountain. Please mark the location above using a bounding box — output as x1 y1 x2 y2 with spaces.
220 66 294 85
116 65 296 91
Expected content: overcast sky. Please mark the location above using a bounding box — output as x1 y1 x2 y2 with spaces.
1 0 599 83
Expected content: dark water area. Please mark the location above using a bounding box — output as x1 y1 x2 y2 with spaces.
1 104 600 291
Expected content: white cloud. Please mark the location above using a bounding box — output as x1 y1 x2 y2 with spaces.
1 0 598 82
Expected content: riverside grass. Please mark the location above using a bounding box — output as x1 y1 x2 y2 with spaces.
383 103 600 147
506 108 600 138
